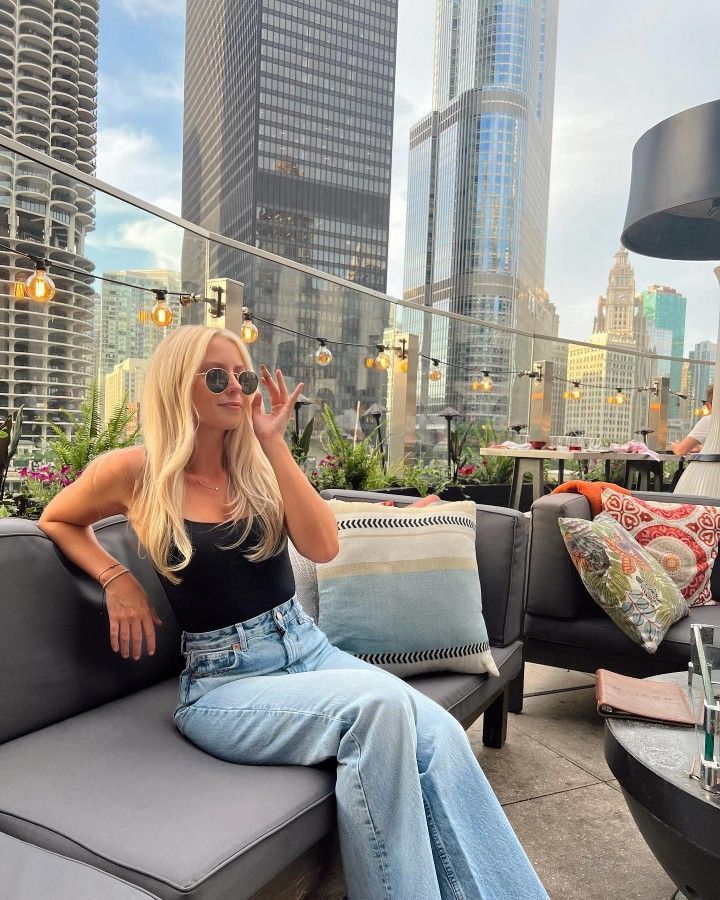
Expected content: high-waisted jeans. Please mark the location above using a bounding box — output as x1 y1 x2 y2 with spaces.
173 597 548 900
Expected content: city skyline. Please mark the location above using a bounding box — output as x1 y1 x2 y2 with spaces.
90 0 720 357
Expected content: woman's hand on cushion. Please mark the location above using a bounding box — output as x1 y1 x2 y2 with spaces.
251 365 304 447
105 574 163 660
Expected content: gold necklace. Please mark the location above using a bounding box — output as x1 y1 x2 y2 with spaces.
189 472 227 493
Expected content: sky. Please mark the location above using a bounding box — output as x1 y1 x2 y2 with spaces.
93 0 720 354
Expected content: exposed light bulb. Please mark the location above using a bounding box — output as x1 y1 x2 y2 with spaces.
375 350 391 370
25 267 55 303
479 371 493 392
470 378 482 392
241 309 258 343
398 356 408 373
569 382 582 401
150 298 173 327
428 361 442 382
138 309 150 324
364 353 375 369
315 340 332 367
13 276 25 299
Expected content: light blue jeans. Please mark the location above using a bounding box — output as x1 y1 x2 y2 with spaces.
173 597 548 900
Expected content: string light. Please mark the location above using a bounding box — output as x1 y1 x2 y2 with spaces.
240 306 259 344
363 352 375 369
428 359 442 382
315 339 333 367
563 381 583 401
150 290 173 327
608 387 626 406
137 309 150 324
696 402 711 416
375 345 391 370
13 275 25 299
25 264 55 303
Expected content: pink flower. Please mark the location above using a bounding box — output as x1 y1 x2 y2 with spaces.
18 467 27 477
60 465 71 475
458 465 477 476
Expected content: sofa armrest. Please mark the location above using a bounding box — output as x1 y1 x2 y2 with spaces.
319 489 527 648
526 493 596 619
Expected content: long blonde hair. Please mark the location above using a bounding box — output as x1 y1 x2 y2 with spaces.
130 325 286 584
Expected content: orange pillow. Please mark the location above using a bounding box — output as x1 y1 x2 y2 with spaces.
381 494 441 508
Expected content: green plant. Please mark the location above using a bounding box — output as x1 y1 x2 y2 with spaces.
287 416 314 465
460 423 515 485
389 459 451 496
0 405 24 517
305 404 386 492
47 383 139 478
447 427 468 483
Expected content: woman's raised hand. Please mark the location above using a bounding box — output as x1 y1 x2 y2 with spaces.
251 364 304 446
105 573 163 660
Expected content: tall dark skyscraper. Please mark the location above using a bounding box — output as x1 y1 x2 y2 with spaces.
403 0 558 427
181 0 398 419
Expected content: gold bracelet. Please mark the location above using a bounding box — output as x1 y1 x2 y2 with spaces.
98 562 122 581
102 568 131 590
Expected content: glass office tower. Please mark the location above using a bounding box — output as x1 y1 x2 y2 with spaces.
403 0 558 428
181 0 397 418
639 285 687 418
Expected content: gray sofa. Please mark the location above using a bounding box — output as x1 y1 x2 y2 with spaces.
514 489 720 711
0 490 526 899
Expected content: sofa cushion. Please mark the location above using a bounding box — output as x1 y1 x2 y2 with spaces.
0 647 512 900
525 604 720 668
601 489 720 607
559 514 688 654
316 500 497 676
0 678 336 900
0 516 182 744
0 831 159 899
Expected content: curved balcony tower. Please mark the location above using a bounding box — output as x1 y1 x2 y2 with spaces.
0 0 98 451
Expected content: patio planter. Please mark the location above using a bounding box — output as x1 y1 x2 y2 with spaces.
460 483 534 511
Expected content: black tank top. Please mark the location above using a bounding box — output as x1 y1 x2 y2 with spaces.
156 519 296 632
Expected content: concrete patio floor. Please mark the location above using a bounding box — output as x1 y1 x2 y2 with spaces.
312 663 677 899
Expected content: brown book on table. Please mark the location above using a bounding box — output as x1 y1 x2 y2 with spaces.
595 669 698 728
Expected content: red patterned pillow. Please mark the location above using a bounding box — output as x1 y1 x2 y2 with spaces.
601 489 720 607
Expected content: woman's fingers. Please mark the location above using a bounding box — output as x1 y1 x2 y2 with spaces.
119 620 131 659
109 619 120 653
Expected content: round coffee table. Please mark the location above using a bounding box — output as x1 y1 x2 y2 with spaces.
604 672 720 900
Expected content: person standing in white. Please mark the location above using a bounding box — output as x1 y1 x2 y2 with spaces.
672 385 714 455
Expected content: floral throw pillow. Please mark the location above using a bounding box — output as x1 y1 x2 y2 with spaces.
559 514 688 654
601 489 720 607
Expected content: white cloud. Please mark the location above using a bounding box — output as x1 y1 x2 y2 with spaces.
88 218 182 270
99 71 183 115
115 0 184 20
96 127 181 210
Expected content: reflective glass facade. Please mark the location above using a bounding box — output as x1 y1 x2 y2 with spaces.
404 0 557 427
639 286 687 416
181 0 397 420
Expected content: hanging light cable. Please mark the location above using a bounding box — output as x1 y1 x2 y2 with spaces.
315 338 333 367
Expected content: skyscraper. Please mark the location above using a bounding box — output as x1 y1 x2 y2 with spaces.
181 0 397 417
565 249 649 442
689 340 716 407
638 285 687 417
0 0 98 451
402 0 558 426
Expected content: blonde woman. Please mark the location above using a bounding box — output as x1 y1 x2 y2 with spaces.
39 325 547 900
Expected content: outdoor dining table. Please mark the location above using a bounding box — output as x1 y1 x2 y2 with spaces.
476 447 686 510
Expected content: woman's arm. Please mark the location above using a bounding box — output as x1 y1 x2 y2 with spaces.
252 365 339 563
38 448 161 660
671 436 701 456
260 436 339 563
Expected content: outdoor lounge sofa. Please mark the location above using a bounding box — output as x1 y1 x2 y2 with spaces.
0 490 526 899
512 489 720 712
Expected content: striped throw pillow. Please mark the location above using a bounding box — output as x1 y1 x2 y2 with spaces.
316 500 498 677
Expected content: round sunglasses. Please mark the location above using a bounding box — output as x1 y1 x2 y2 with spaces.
195 368 259 395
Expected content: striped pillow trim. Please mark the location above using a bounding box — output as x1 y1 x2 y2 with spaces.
336 513 476 532
357 642 490 667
